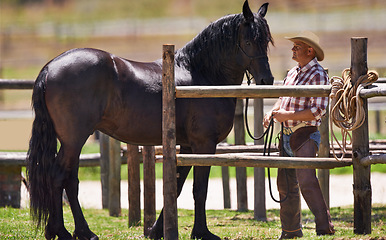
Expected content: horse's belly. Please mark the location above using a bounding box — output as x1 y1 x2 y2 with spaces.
96 111 163 145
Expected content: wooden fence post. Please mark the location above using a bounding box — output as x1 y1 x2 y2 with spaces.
162 44 178 239
108 138 121 217
318 101 330 208
99 132 109 209
351 37 371 234
254 98 266 221
234 99 248 212
127 144 141 226
221 166 231 209
143 146 156 236
375 110 380 134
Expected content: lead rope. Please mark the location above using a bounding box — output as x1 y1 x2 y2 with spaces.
329 69 378 160
244 71 289 203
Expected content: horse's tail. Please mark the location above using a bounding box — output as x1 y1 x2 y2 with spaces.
27 67 58 229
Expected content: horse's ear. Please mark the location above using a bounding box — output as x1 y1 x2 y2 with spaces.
242 0 254 23
258 2 269 17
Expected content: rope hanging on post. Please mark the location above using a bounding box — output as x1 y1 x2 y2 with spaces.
329 68 378 160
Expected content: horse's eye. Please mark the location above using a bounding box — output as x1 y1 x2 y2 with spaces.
246 41 251 46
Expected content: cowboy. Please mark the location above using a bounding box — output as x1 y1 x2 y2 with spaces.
263 31 335 239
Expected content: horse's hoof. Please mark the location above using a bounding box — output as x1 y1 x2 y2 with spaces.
73 230 99 240
47 229 72 240
191 229 221 240
55 234 73 240
148 226 163 240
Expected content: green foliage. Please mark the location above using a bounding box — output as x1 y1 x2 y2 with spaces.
0 205 385 239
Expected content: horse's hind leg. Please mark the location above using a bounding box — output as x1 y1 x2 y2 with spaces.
45 192 72 240
65 163 98 239
58 145 98 240
44 151 74 240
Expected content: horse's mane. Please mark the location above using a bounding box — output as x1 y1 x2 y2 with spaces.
176 12 273 85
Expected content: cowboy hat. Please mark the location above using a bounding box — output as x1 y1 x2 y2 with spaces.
285 30 324 61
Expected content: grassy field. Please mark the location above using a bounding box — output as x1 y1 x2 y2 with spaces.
0 205 385 239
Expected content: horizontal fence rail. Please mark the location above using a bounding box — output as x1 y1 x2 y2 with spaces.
0 152 126 167
176 153 352 169
4 142 385 167
176 85 332 98
0 79 34 89
360 83 386 98
1 79 386 98
175 83 386 99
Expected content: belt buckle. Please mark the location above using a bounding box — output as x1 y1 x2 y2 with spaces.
283 127 292 135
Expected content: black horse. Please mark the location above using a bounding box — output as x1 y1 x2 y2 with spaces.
27 1 274 239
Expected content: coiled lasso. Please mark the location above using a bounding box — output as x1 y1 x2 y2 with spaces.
329 68 378 160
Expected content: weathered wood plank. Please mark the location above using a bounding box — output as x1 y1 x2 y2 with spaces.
253 98 266 221
127 144 141 226
234 99 248 212
359 83 386 98
360 153 386 166
318 106 330 208
0 79 34 89
108 138 121 217
176 153 352 169
351 37 371 234
162 44 178 239
143 146 156 237
175 85 331 98
153 144 279 155
0 152 104 167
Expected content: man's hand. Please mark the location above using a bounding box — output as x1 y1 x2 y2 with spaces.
272 109 290 123
263 111 273 128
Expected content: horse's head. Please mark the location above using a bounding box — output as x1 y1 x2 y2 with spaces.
238 1 274 85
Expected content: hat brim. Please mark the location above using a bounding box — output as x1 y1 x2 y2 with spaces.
286 37 324 61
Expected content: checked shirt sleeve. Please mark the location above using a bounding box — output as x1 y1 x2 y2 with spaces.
309 71 329 121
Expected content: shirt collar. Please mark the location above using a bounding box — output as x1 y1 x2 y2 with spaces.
297 57 318 73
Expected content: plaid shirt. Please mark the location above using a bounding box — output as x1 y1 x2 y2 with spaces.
279 58 329 128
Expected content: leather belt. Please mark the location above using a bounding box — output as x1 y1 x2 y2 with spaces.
282 122 307 135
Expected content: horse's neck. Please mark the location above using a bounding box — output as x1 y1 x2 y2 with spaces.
176 15 245 86
175 50 244 86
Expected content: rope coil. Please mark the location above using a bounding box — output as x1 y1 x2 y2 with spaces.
329 68 378 160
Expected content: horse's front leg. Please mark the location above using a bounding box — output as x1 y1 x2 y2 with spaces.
189 139 221 240
191 166 220 240
148 166 192 239
148 147 193 239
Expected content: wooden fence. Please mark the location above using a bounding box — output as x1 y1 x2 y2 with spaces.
161 38 386 238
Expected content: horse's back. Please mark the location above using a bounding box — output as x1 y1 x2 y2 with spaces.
43 48 119 142
42 48 165 145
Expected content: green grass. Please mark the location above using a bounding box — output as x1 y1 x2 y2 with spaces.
0 205 385 239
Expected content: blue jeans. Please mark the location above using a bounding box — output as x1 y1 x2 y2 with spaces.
282 130 321 157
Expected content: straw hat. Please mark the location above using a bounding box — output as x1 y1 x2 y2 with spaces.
285 31 324 61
